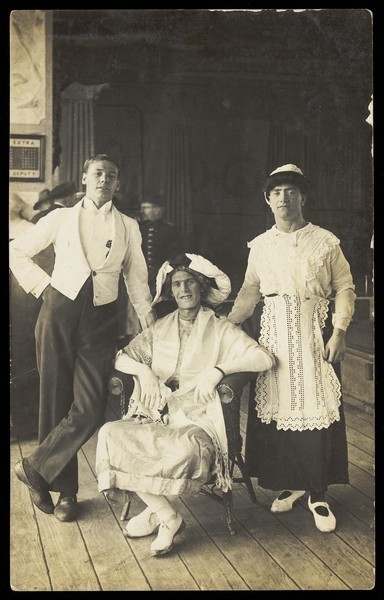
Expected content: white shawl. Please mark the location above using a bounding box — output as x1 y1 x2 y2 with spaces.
124 306 265 490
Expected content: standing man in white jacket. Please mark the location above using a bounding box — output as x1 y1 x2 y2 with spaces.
10 154 156 522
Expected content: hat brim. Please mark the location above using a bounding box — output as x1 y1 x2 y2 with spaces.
264 171 309 196
33 200 52 210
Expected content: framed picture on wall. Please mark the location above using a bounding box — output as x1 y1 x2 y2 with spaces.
10 134 45 181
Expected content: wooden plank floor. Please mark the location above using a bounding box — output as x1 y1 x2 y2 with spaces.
10 392 375 591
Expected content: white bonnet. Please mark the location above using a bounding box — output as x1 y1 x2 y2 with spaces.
152 253 231 308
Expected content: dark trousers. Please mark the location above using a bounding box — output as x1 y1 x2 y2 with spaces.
29 278 118 496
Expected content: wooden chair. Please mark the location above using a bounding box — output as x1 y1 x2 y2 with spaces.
108 368 257 535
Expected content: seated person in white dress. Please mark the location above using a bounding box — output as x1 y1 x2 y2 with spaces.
96 253 275 557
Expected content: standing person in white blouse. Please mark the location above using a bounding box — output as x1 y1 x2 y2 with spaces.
10 154 156 522
228 164 356 533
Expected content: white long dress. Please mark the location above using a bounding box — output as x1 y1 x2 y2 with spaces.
96 306 274 496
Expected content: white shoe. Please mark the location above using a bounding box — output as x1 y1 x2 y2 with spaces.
308 497 336 533
271 490 306 513
150 512 185 556
124 507 160 538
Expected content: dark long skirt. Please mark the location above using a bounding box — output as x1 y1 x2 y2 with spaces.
244 311 349 493
245 410 349 493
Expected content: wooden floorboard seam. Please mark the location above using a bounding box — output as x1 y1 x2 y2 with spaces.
225 510 301 591
79 447 153 590
178 495 253 587
83 430 261 586
75 518 104 591
346 481 375 503
241 481 375 566
11 391 374 591
11 442 54 592
254 490 374 589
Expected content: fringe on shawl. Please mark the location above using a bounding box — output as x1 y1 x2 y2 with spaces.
124 405 233 492
210 435 232 492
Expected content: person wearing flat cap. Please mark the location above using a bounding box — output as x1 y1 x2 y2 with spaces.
95 253 275 557
228 164 356 534
31 182 77 224
10 154 155 523
139 197 186 297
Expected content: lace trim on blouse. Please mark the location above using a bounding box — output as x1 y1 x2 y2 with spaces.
250 224 340 295
301 227 340 283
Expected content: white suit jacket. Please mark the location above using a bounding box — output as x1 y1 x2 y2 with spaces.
9 201 153 328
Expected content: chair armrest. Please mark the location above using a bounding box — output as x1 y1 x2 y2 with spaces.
218 372 257 458
108 370 135 418
108 369 256 410
108 369 135 397
217 372 256 404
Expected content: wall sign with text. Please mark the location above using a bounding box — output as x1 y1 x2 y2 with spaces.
10 135 45 181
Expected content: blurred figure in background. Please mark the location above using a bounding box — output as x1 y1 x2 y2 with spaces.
31 182 77 224
140 197 185 298
116 197 185 341
127 199 142 222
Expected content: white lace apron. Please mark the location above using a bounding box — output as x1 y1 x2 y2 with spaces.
256 294 341 431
